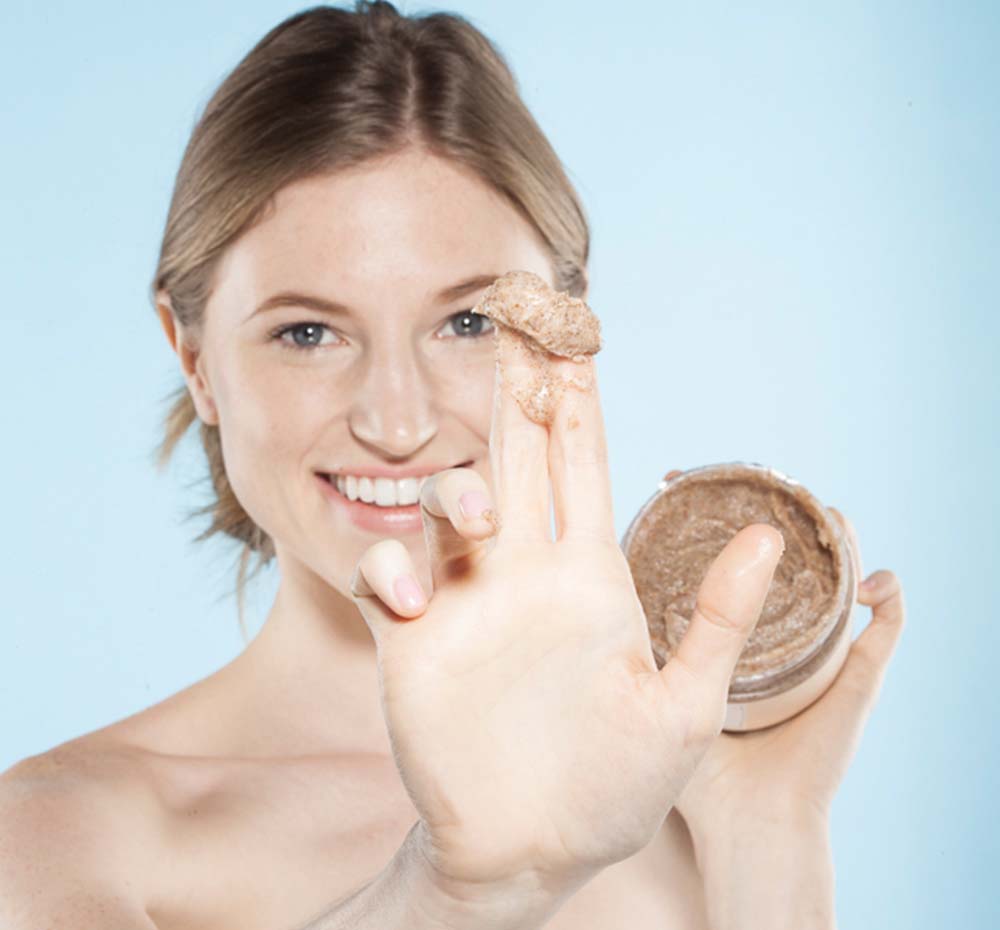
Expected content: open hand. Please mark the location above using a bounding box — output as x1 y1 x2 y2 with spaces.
348 335 788 901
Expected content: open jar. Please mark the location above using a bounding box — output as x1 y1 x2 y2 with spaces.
621 462 855 732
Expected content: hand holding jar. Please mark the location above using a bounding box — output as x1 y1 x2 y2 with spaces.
628 465 906 903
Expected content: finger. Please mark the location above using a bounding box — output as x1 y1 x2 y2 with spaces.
548 355 615 541
838 570 906 706
808 570 906 738
349 538 428 641
420 466 498 591
488 324 553 541
661 524 786 731
828 506 863 601
663 469 683 482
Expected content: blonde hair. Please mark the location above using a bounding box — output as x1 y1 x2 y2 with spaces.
151 1 590 639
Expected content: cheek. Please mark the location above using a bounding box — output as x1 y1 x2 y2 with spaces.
212 361 335 524
432 345 496 436
218 362 321 451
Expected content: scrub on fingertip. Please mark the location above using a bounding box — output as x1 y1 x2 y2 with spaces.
474 270 602 426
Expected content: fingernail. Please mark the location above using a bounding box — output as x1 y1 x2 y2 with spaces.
861 573 879 590
393 574 426 612
459 490 491 521
756 527 784 557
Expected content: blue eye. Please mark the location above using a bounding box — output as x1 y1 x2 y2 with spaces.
443 310 494 338
270 321 340 351
270 311 492 350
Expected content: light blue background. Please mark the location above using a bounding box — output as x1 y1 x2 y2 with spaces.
2 1 996 927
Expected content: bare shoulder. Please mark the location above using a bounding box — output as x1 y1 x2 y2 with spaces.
0 739 162 928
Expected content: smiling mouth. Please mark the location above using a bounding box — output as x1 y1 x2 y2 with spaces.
318 460 475 508
318 472 420 508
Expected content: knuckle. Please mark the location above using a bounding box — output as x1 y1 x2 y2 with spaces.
693 598 743 635
561 526 618 546
558 435 609 468
364 537 406 570
871 568 894 586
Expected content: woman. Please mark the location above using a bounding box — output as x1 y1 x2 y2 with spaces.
0 3 905 928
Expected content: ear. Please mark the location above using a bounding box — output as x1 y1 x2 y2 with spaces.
156 290 220 426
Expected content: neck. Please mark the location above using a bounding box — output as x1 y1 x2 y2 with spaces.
221 554 394 760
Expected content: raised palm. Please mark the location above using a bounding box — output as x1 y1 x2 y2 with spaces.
349 335 786 896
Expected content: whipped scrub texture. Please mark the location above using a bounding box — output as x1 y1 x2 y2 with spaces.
473 270 602 426
623 463 853 701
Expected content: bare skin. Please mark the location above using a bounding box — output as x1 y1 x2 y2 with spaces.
9 715 708 929
0 147 712 929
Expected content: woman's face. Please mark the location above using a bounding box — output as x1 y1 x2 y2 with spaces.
171 145 556 597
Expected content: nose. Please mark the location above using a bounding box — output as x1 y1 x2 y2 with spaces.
347 338 438 458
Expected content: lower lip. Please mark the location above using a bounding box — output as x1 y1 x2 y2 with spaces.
316 472 425 534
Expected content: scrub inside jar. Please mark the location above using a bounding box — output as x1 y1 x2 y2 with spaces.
624 465 847 688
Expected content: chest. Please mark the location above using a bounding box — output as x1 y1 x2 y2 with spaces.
141 758 709 930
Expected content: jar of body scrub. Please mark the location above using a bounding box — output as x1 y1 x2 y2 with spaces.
621 462 856 732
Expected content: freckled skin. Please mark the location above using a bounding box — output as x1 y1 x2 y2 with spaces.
2 149 712 930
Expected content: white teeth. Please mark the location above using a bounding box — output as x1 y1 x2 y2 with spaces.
373 477 396 506
397 477 420 506
331 473 434 507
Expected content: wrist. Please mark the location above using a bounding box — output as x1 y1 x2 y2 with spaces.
686 804 835 930
685 795 829 870
404 820 583 930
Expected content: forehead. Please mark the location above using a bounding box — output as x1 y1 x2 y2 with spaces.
213 147 552 312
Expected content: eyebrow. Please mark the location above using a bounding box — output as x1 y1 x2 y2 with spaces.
251 273 502 318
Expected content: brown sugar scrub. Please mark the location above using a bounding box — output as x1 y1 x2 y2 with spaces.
473 270 602 426
621 462 856 732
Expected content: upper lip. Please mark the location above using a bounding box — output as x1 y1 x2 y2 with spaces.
319 460 473 480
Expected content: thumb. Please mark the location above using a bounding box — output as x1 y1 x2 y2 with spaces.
349 538 428 645
662 524 785 718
